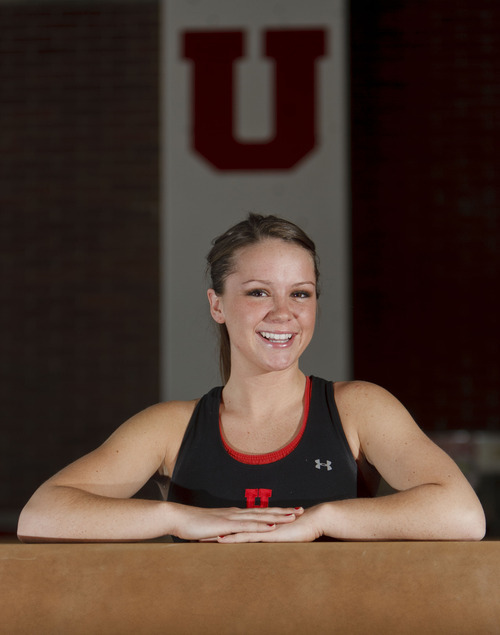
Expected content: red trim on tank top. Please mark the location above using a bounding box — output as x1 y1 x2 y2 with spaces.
220 376 312 465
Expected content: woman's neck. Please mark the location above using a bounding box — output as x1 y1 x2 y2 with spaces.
219 368 308 455
221 367 307 418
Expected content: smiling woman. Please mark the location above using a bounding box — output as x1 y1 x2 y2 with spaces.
17 214 486 544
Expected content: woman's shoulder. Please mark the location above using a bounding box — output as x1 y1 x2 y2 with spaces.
111 398 200 477
332 380 407 434
106 399 199 451
332 378 421 448
117 398 199 430
333 379 397 406
126 398 199 445
143 398 199 420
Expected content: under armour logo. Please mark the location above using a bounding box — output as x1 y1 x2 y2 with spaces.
315 459 332 471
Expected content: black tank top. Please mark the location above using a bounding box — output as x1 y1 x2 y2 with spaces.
167 376 368 511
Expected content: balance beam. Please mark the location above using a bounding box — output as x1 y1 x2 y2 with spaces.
1 541 499 633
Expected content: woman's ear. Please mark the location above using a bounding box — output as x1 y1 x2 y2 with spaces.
207 289 225 324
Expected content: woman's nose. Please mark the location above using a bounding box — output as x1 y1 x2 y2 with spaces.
268 297 293 321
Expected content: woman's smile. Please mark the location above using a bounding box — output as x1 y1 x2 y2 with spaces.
258 331 295 345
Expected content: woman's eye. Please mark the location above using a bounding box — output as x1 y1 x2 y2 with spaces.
247 289 268 297
292 291 311 299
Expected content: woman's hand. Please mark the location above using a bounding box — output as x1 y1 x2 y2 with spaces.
202 505 321 543
169 505 306 542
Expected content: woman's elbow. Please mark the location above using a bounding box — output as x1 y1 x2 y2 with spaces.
464 506 486 541
17 504 37 542
452 498 486 541
17 496 52 542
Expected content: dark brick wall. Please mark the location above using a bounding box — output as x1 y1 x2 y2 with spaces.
0 2 159 528
351 1 500 432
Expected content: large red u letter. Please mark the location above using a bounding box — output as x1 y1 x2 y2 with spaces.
183 29 326 171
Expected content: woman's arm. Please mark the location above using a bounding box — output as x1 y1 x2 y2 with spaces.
216 381 486 543
17 401 300 542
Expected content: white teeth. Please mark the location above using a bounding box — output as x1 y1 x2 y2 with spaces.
260 332 293 341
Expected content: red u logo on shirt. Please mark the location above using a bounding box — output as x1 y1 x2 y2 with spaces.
245 488 272 508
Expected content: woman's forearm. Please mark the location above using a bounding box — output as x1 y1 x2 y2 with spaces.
17 485 176 542
316 484 486 541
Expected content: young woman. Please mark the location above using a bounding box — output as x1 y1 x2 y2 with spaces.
17 214 485 542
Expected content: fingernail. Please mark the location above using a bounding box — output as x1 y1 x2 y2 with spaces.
295 507 303 511
267 524 275 527
285 513 294 516
218 535 226 539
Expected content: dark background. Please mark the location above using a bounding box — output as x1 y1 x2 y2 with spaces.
1 1 499 534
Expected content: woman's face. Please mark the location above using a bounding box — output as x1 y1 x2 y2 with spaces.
208 238 318 377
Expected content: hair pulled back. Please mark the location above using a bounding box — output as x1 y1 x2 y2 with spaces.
206 213 320 383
